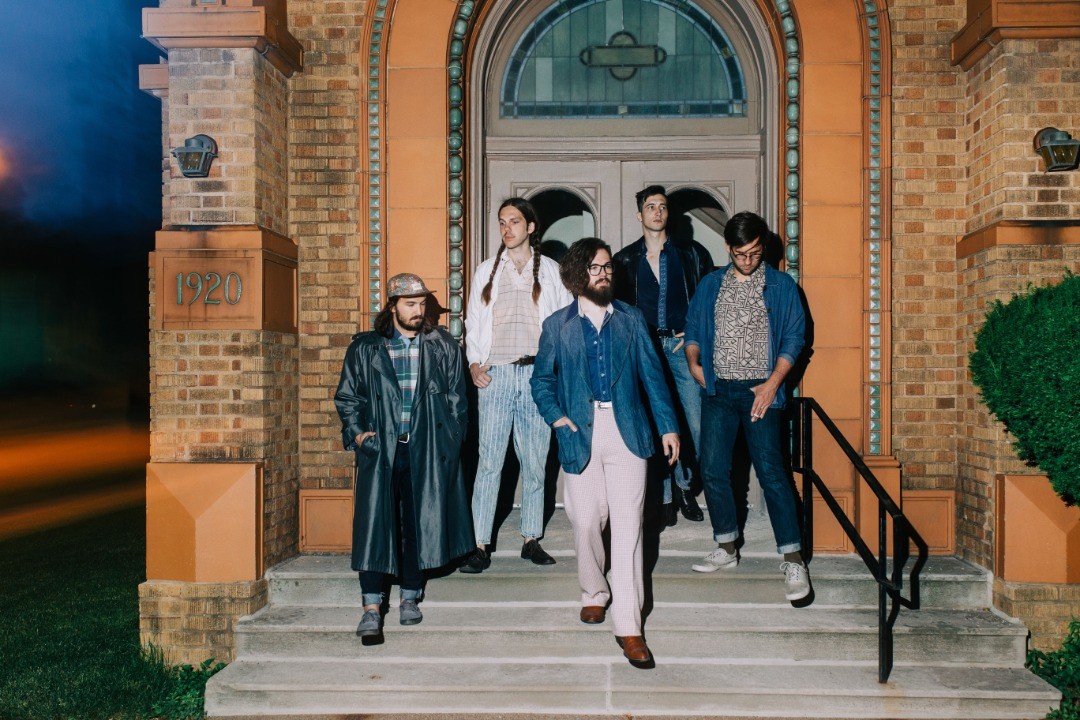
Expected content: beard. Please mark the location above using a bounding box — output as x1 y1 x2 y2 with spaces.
394 308 425 331
580 280 613 306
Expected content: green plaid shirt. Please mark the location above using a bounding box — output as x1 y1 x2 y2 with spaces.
385 329 420 436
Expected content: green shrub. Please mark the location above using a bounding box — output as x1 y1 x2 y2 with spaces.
1028 619 1080 720
969 272 1080 504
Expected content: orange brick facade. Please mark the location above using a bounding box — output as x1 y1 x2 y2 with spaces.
137 0 1080 662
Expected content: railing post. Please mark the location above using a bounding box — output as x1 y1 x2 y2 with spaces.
800 400 814 563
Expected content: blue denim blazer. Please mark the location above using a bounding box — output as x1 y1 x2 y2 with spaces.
530 299 678 475
683 263 806 407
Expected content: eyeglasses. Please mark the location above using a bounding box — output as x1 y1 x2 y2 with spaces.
587 263 614 276
732 250 763 263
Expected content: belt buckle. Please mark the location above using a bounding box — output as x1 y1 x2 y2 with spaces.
398 433 410 444
594 400 613 410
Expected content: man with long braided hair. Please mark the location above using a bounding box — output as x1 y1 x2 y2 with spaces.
460 197 573 573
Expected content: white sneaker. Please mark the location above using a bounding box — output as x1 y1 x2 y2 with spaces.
691 546 739 572
781 561 811 601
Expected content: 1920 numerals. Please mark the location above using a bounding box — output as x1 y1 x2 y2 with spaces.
175 272 243 306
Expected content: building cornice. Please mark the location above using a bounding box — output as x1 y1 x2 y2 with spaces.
142 4 303 77
951 0 1080 69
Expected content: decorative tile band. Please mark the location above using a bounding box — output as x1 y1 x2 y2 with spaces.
773 0 800 283
366 0 391 323
863 0 884 456
447 0 477 339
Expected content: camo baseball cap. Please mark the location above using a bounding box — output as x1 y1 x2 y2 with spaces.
386 273 433 299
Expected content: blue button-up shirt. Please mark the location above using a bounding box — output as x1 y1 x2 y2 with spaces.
579 308 613 402
636 242 688 332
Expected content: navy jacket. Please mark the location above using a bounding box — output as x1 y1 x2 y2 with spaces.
683 263 806 407
530 299 679 475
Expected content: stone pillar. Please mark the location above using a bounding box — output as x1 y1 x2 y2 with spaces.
951 0 1080 649
139 1 302 664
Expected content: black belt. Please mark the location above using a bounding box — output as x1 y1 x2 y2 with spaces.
511 355 536 366
653 328 680 338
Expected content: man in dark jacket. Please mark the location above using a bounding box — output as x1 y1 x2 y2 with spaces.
334 273 474 638
612 185 714 526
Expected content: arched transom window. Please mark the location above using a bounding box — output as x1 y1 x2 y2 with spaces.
501 0 747 119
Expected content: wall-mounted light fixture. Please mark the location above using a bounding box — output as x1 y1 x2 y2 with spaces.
171 134 218 178
1033 127 1080 172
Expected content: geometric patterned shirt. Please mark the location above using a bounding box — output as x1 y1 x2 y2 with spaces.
385 329 420 436
713 263 770 380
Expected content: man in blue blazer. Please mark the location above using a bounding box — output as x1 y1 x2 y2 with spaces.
531 237 680 669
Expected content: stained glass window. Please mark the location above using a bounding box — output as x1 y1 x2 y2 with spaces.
501 0 746 119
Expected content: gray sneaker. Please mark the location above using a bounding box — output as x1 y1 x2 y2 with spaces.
781 561 811 601
356 609 382 637
691 546 739 572
399 598 423 626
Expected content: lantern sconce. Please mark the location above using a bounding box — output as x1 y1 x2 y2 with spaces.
171 134 218 179
1033 127 1080 173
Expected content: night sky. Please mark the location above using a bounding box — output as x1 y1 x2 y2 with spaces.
0 0 164 411
0 0 162 245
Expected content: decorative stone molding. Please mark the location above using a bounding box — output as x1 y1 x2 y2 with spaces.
138 63 169 99
951 0 1080 69
142 2 303 77
958 219 1080 259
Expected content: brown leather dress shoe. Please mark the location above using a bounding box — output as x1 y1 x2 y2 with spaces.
579 606 606 624
615 635 655 669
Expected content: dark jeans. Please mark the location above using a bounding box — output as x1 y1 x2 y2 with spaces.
699 379 801 554
359 443 423 604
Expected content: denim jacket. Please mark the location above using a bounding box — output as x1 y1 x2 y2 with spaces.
530 299 678 475
683 263 806 407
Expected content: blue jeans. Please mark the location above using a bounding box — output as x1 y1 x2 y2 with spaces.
659 336 702 504
699 379 801 554
472 364 550 545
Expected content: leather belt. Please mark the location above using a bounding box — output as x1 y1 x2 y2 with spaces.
511 355 536 366
654 328 678 338
594 400 613 410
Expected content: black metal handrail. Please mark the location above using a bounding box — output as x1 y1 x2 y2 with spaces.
790 397 929 683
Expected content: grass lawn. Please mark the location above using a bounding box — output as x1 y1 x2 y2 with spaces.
0 501 215 720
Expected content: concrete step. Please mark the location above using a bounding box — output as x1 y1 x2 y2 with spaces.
269 553 991 610
234 603 1027 666
206 657 1059 719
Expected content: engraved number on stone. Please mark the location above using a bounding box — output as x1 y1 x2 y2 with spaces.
204 272 222 305
175 271 242 305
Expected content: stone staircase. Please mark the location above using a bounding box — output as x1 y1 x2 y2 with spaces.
206 509 1059 718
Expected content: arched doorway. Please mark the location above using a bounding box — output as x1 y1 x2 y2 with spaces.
468 0 779 268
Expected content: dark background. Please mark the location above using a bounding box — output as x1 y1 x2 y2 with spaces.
0 0 163 429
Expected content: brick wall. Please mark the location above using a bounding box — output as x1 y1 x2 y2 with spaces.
287 1 369 494
139 580 268 664
165 48 290 235
954 37 1080 570
888 0 967 495
995 577 1080 652
966 39 1080 232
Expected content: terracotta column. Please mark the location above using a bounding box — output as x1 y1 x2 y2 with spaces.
139 0 303 664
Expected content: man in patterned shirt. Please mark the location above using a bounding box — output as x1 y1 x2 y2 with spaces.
682 211 810 603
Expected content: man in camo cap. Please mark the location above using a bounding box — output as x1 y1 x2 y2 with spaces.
335 273 474 638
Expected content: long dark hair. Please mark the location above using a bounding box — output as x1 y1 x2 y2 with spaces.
373 298 436 338
482 197 543 305
560 237 612 297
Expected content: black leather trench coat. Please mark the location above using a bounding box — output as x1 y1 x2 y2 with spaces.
334 328 474 575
